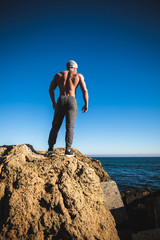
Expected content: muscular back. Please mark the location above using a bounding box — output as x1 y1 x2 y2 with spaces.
49 68 88 111
56 70 80 97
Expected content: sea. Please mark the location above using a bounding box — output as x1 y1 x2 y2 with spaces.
91 157 160 191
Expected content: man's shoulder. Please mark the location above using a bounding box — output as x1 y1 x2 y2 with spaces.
59 70 67 75
77 73 84 80
54 71 66 79
77 73 83 76
56 71 84 79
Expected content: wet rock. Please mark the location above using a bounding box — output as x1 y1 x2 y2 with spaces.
121 188 160 231
132 228 160 240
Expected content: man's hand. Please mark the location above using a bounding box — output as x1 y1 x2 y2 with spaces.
82 105 88 113
53 102 57 109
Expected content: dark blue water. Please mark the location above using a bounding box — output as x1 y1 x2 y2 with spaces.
92 157 160 191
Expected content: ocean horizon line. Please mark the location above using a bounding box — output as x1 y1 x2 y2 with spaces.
87 154 160 158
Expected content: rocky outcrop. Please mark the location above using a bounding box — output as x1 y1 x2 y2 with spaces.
0 144 119 240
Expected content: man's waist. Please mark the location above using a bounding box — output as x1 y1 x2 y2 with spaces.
59 94 76 98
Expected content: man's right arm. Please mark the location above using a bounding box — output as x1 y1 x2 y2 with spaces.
79 74 89 113
49 74 58 109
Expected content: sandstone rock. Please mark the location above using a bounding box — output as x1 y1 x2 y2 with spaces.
0 144 119 240
38 148 110 182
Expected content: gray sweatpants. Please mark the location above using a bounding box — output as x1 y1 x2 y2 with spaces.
48 95 77 149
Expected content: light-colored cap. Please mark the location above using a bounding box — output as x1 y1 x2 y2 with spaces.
66 60 78 69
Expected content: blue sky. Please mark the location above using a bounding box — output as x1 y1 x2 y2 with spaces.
0 0 160 155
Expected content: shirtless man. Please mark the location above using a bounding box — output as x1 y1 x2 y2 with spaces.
48 60 88 156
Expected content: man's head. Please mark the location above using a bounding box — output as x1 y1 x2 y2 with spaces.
66 60 78 71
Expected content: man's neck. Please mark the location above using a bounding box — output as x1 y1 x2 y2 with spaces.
68 68 77 73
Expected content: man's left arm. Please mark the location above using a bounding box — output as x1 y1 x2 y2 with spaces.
79 74 89 113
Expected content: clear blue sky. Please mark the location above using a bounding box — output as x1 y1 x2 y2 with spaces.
0 0 160 156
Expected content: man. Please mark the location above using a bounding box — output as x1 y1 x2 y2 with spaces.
48 60 88 156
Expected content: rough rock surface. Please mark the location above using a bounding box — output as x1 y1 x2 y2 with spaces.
38 148 110 182
0 144 119 240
